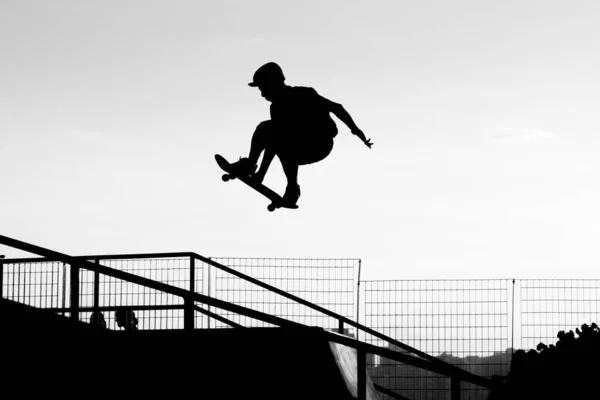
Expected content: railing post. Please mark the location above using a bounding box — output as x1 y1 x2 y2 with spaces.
356 259 362 341
70 263 79 321
451 377 461 400
357 348 366 400
0 255 5 300
184 257 195 330
93 259 100 314
338 319 345 335
207 258 212 329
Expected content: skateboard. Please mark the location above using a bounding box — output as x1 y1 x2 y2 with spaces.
215 154 299 212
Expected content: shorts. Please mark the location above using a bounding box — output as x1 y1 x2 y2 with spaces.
261 120 335 166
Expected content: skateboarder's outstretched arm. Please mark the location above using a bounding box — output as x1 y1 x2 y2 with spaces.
326 99 373 149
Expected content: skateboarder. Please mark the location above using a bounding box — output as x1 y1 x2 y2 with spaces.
230 62 372 205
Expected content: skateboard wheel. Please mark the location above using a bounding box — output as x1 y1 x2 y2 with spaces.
222 174 231 182
267 204 276 212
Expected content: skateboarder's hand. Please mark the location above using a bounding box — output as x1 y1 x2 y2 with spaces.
352 128 373 149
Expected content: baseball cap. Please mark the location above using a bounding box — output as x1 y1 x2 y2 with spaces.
248 62 285 87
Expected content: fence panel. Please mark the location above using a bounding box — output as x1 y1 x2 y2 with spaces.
89 256 206 329
520 279 600 350
1 256 207 330
1 260 65 310
363 279 511 400
210 257 359 332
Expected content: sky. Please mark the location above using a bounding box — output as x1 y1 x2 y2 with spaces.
1 0 600 280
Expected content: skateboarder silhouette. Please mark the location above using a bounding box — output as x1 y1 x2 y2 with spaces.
229 62 372 205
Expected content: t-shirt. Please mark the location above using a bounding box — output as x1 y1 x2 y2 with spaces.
270 86 338 138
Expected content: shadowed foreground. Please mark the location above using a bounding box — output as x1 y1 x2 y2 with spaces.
2 299 377 399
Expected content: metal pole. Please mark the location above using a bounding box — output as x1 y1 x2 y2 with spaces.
356 259 362 340
70 263 79 321
511 279 516 357
208 258 212 329
184 257 195 330
61 263 66 316
93 259 100 312
357 348 367 400
0 255 5 300
190 256 195 294
451 377 462 400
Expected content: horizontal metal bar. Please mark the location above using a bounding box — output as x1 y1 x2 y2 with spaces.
43 305 185 313
1 252 194 264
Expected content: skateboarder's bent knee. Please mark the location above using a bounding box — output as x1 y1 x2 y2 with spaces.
251 120 276 148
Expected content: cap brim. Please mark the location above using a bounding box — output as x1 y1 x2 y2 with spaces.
248 82 258 87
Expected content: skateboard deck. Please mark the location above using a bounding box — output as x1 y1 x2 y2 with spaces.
215 154 299 212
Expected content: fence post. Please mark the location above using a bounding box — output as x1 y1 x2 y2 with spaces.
451 377 461 400
356 259 362 341
357 348 366 400
184 256 195 330
511 278 516 360
70 263 79 321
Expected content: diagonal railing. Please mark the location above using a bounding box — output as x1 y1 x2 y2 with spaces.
0 234 491 399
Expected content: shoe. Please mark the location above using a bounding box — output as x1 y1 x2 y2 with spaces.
282 183 301 205
230 157 257 177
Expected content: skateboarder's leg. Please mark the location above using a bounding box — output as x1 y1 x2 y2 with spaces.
232 121 275 177
278 155 301 204
247 121 273 166
281 159 299 187
250 120 280 183
276 130 333 204
255 148 275 183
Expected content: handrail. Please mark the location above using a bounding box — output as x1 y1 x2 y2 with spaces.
0 235 492 391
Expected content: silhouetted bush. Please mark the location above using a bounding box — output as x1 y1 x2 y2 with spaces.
489 323 600 399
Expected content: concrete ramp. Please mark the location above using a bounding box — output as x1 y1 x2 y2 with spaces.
331 341 380 400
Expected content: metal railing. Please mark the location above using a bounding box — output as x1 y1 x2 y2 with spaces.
0 234 491 399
